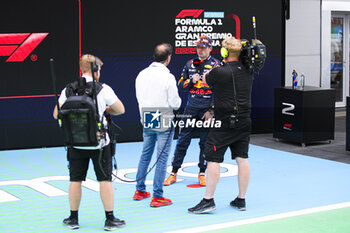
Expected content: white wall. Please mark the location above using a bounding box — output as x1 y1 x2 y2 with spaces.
322 0 350 88
285 0 321 87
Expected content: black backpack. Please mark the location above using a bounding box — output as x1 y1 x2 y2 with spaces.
59 78 104 147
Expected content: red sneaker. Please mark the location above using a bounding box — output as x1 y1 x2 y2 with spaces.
150 197 172 207
133 190 150 201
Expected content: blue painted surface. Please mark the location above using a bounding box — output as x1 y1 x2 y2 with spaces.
0 139 350 232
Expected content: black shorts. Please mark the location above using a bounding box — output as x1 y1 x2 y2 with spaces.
67 144 113 182
204 118 251 163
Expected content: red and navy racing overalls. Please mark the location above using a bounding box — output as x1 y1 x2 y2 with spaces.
171 55 220 173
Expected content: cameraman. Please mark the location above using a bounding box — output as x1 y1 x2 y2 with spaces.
188 36 253 214
53 54 126 230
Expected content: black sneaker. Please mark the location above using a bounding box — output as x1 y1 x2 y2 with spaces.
63 217 79 229
188 199 216 214
104 217 126 231
230 197 246 211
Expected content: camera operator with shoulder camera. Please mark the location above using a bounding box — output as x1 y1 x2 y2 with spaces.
53 54 126 231
188 36 254 214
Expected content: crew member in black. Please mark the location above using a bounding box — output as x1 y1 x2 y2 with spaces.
188 36 253 214
164 36 220 186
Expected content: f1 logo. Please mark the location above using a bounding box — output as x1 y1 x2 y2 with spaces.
282 102 295 116
0 33 49 62
176 9 204 18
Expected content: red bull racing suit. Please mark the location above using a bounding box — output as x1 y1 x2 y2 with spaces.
171 55 220 173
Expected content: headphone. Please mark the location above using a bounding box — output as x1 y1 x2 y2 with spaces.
92 56 100 72
221 40 246 58
220 47 229 58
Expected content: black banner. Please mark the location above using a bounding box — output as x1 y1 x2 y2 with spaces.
0 0 284 149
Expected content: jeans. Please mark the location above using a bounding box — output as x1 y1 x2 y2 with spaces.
136 127 174 198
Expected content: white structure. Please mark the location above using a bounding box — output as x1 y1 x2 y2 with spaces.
286 0 350 106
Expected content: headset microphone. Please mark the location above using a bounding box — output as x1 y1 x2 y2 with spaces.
92 56 99 72
220 47 229 58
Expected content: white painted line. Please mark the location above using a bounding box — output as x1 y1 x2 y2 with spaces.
166 202 350 233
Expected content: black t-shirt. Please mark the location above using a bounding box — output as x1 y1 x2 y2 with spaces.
206 61 253 121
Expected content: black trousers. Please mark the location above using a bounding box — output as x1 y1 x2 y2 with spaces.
171 106 209 173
